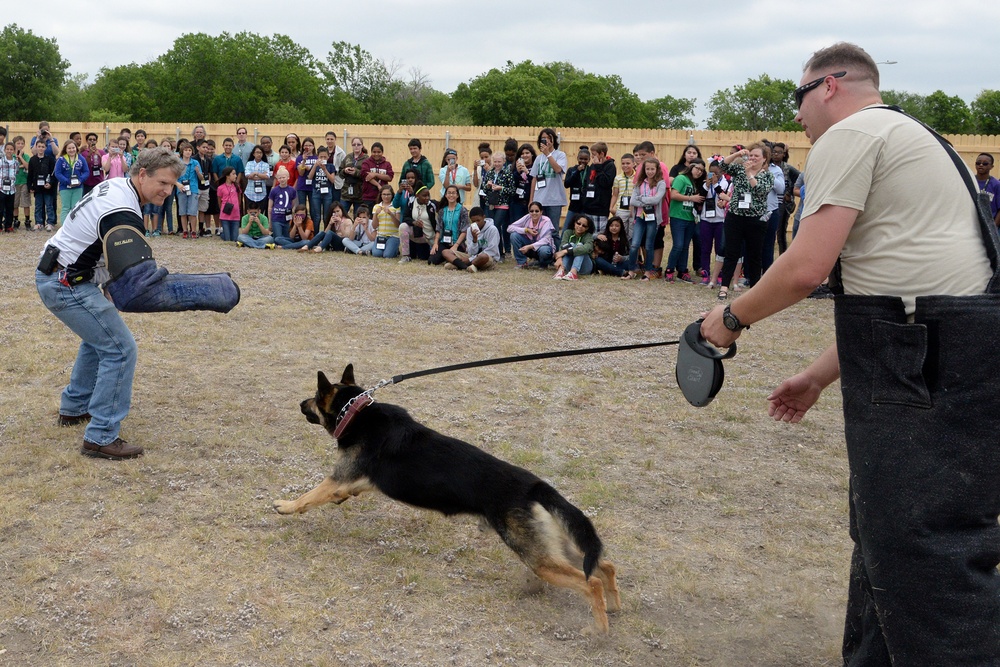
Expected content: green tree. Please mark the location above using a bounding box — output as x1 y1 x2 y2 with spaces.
645 95 697 129
706 74 798 131
0 24 69 120
457 61 559 127
86 63 163 122
923 90 973 134
51 73 93 122
971 90 1000 135
558 75 615 128
880 89 927 120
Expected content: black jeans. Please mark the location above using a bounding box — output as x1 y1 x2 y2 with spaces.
719 211 766 288
835 294 1000 666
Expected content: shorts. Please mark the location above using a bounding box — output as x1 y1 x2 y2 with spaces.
653 224 666 250
178 191 200 217
14 184 30 208
197 188 210 213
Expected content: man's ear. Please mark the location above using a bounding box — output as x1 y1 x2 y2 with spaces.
340 363 355 386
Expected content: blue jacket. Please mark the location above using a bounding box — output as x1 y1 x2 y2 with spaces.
54 155 91 191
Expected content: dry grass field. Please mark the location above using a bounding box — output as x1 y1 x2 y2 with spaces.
0 227 848 666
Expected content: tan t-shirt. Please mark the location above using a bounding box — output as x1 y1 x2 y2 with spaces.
802 105 991 314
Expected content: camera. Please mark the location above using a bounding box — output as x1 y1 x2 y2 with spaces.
561 243 573 251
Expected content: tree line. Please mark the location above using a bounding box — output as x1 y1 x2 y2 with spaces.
2 24 998 135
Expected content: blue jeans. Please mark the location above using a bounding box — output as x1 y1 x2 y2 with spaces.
36 270 137 445
237 234 274 248
372 236 400 258
220 220 240 242
308 230 343 251
34 190 56 225
489 207 511 257
761 208 782 273
595 256 626 277
158 191 175 233
628 217 657 272
666 217 696 272
271 216 290 240
541 205 563 245
561 253 593 275
510 232 553 267
275 236 311 249
310 189 333 227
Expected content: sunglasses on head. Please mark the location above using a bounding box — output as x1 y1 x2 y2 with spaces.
794 71 847 109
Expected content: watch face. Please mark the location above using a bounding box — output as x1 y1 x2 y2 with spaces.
723 307 741 331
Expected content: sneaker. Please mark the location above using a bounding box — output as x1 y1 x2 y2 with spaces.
35 224 43 231
443 263 457 270
236 241 244 248
737 277 749 288
664 269 675 283
700 276 711 286
145 231 152 238
398 256 411 263
152 230 161 237
679 272 694 283
81 437 143 460
264 243 276 250
563 272 579 281
466 264 478 273
553 268 566 280
182 231 189 239
46 224 54 232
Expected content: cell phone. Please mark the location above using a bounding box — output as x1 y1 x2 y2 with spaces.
37 244 61 275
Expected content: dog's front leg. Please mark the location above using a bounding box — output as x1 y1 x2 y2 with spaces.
273 476 373 515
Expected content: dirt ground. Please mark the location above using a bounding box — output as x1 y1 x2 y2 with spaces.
0 228 848 666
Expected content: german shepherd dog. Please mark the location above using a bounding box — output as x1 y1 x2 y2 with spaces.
273 365 621 633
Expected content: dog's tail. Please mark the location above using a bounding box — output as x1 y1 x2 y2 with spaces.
530 482 603 579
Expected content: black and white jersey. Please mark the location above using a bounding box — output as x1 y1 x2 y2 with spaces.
40 178 145 272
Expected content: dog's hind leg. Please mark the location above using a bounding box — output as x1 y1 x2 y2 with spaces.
594 560 621 612
532 558 610 634
273 476 374 515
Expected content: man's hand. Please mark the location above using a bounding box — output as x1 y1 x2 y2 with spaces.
767 373 824 423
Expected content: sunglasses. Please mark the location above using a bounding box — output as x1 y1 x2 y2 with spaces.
975 161 992 166
794 71 847 109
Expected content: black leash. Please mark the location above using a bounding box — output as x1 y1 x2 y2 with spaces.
340 338 684 425
391 339 680 384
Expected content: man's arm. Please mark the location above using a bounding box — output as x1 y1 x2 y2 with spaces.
767 343 840 423
701 203 859 347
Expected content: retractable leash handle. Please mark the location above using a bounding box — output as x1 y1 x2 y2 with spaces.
675 320 737 407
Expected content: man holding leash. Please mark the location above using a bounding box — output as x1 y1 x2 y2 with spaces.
36 147 239 460
701 43 1000 665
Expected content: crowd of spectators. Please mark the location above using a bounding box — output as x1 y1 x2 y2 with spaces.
13 122 993 294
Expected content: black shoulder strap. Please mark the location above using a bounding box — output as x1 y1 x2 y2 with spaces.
879 105 1000 293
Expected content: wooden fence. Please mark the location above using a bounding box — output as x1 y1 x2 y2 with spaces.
5 122 998 175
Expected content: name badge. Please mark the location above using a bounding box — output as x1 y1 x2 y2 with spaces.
570 193 580 201
320 186 329 194
37 177 46 187
738 193 751 209
253 181 264 193
305 179 313 186
442 234 452 244
70 176 80 188
620 196 630 209
586 188 596 198
376 236 387 250
535 176 547 189
201 179 209 187
516 187 525 197
347 185 356 197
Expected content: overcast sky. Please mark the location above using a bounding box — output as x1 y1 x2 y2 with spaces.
9 0 997 127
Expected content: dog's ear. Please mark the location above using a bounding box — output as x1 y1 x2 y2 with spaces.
340 364 356 386
318 371 332 393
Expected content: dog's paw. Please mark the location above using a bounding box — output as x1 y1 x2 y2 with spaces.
272 499 298 515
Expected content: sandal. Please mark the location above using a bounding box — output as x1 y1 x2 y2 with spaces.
718 288 728 301
620 272 636 280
